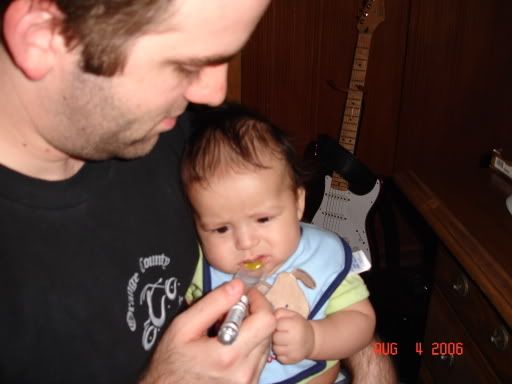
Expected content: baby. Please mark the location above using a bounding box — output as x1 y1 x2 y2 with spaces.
182 103 375 384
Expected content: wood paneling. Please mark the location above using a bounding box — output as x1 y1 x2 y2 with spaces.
226 53 241 102
395 0 512 172
240 0 511 177
241 0 410 176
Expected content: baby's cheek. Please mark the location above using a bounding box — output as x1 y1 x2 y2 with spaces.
205 243 237 272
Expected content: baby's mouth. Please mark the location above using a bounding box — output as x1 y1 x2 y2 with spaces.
242 255 268 270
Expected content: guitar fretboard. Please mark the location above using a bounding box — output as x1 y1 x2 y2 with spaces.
331 33 373 191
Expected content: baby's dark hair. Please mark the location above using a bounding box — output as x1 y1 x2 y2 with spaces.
182 103 306 191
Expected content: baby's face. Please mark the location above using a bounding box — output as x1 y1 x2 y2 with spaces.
187 156 305 275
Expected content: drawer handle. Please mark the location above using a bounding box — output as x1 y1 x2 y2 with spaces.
451 274 469 297
490 325 509 351
439 354 455 367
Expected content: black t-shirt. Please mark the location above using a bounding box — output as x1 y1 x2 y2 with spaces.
0 114 199 383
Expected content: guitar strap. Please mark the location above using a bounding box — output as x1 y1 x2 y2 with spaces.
315 134 377 196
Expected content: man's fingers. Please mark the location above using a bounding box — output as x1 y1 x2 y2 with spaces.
236 289 275 350
247 287 274 315
171 280 245 342
158 285 274 384
240 292 275 384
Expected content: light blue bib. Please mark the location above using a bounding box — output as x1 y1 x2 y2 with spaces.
204 223 352 384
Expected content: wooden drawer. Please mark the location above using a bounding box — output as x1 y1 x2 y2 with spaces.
421 287 499 383
435 246 512 381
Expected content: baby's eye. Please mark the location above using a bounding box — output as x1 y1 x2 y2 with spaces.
257 217 271 224
213 226 229 234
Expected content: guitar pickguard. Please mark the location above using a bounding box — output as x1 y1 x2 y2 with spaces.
311 175 380 261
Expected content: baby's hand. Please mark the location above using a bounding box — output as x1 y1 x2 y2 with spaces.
272 308 315 364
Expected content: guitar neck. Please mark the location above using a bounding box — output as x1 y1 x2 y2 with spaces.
331 32 373 191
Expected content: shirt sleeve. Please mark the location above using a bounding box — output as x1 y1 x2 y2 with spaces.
324 274 369 315
185 245 204 305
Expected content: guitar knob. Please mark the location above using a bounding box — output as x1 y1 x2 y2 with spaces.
451 274 469 297
439 354 455 367
490 325 509 351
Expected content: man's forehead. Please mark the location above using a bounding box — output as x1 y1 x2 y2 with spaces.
159 0 270 36
145 0 268 58
160 0 249 25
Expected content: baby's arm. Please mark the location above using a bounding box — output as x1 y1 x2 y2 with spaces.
272 299 375 364
272 308 315 364
309 298 375 360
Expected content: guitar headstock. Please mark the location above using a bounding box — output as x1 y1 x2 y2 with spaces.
357 0 385 33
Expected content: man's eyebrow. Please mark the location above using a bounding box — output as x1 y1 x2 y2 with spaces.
171 54 237 67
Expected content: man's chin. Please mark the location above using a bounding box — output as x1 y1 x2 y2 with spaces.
85 134 160 161
117 135 160 159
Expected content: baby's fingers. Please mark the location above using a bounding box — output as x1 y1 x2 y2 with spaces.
272 344 295 365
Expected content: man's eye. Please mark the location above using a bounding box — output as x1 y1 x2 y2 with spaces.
177 65 200 76
257 217 271 224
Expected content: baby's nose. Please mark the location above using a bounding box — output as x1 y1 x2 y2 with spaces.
234 227 259 250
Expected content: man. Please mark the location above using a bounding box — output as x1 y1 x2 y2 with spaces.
0 1 396 383
1 1 274 383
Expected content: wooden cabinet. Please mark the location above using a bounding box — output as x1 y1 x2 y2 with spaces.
395 168 512 383
421 287 498 383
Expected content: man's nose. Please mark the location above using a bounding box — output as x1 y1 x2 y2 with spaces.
184 63 228 106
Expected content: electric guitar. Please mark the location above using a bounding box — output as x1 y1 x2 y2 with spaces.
311 0 385 261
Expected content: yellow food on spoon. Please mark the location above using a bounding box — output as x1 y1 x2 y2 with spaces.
243 260 263 270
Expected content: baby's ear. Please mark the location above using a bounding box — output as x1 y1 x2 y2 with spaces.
296 186 306 220
3 0 66 80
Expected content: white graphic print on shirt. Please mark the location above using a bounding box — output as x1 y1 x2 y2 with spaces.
125 253 183 350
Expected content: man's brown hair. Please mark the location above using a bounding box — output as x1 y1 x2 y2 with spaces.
1 0 173 76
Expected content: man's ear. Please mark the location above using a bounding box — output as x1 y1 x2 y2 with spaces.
3 0 66 80
296 186 306 221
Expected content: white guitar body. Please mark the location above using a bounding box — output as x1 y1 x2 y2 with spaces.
312 175 380 260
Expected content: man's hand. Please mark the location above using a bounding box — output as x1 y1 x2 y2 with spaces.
140 279 276 384
272 308 314 365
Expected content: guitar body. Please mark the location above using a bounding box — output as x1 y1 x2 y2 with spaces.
312 176 380 260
